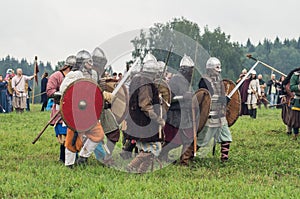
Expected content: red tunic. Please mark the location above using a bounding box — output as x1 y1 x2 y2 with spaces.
46 71 64 125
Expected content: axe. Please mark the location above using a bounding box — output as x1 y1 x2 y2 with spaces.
246 54 287 77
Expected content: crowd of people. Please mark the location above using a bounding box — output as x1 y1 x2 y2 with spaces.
237 69 288 118
0 68 36 113
237 67 299 139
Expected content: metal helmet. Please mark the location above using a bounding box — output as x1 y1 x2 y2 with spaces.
157 61 166 73
65 55 76 67
180 55 194 68
143 52 157 64
206 57 221 72
60 55 76 71
75 50 92 71
92 47 107 69
142 52 160 73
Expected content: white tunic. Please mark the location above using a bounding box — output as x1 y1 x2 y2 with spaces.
246 79 261 105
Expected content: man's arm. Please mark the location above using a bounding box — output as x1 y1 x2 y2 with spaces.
46 74 59 97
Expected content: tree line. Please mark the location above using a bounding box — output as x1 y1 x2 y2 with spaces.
0 55 54 103
1 17 300 85
131 17 300 81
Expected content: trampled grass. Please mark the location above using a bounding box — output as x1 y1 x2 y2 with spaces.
0 105 300 198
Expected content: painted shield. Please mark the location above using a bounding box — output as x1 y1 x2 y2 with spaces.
154 79 172 116
223 79 241 127
192 88 211 132
60 78 104 132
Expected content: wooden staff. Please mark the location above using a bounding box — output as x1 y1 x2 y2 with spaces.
156 46 172 139
32 111 60 144
192 43 198 157
31 56 38 104
29 91 47 99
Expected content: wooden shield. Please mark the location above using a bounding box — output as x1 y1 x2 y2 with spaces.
105 78 119 92
193 88 211 132
154 79 172 116
60 79 104 132
223 79 241 127
110 83 129 124
104 78 129 124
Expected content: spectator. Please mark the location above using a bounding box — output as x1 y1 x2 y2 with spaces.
11 68 35 113
118 72 122 81
5 69 15 112
0 75 8 113
276 75 285 108
246 70 261 119
112 72 118 80
40 72 49 111
236 68 247 84
238 69 250 116
267 74 280 108
257 74 268 109
25 81 32 111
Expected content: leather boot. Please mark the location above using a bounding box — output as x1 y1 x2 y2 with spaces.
221 142 230 162
180 144 194 166
252 109 257 119
59 144 65 163
248 109 253 118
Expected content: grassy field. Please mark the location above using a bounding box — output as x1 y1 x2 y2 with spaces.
0 105 300 198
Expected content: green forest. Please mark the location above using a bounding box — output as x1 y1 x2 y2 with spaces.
1 17 300 83
131 17 300 81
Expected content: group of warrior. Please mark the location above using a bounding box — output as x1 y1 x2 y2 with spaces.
44 47 234 173
43 46 298 173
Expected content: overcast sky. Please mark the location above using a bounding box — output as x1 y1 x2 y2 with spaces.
0 0 299 71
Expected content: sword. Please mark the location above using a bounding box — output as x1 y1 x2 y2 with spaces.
227 60 260 99
29 91 47 99
111 58 140 97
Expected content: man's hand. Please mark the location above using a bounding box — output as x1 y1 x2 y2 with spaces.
156 117 165 127
226 96 231 105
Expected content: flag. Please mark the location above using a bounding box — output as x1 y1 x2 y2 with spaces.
34 56 39 85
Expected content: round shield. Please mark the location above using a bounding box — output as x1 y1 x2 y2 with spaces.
154 79 171 116
105 78 119 92
223 79 241 127
60 78 104 132
193 88 211 132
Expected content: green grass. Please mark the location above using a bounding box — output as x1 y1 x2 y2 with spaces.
1 105 300 198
